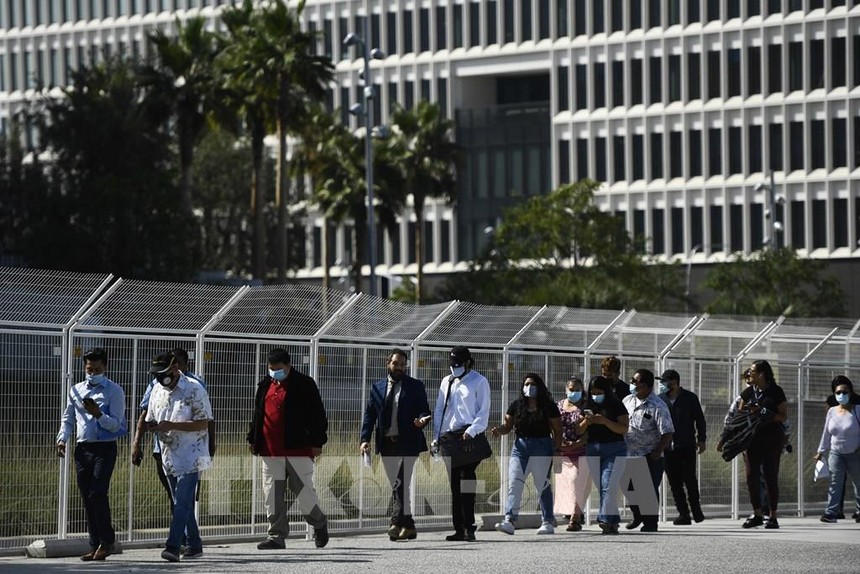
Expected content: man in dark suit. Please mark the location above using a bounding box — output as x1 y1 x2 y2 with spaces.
360 349 431 541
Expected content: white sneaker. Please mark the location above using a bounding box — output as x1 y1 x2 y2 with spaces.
494 520 515 535
536 521 555 535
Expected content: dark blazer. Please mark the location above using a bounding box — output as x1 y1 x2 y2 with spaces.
247 368 328 453
360 375 431 456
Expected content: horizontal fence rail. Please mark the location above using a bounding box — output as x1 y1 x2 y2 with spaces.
0 267 857 551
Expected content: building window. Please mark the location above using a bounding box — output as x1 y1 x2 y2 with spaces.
768 44 782 95
504 0 514 42
708 128 722 176
631 58 643 105
441 220 451 261
611 0 623 31
687 0 700 23
671 207 684 254
420 8 430 52
388 82 398 115
650 132 663 179
670 131 682 178
633 209 646 252
453 4 464 47
730 204 743 252
707 0 720 21
750 203 764 251
613 135 625 182
594 62 606 108
572 64 587 110
539 0 550 39
421 79 431 101
688 52 701 100
728 127 742 175
557 65 569 110
435 7 447 50
690 206 704 251
576 138 588 180
437 77 448 114
652 208 665 255
769 123 783 170
790 200 805 248
488 1 498 43
574 0 585 35
854 36 860 88
808 120 825 170
630 0 642 30
707 50 721 100
748 46 761 95
727 0 740 18
710 205 723 252
832 37 846 89
834 198 848 249
648 0 660 28
632 134 644 180
767 0 781 16
593 0 604 33
727 49 741 97
559 140 570 183
668 55 681 102
689 129 702 176
749 125 763 174
595 136 607 182
748 0 761 16
789 121 803 172
806 39 823 91
405 80 414 109
788 42 803 92
521 0 533 41
403 10 414 53
469 3 481 47
668 0 680 25
811 199 826 249
557 0 568 37
649 57 662 104
832 117 847 169
612 61 624 108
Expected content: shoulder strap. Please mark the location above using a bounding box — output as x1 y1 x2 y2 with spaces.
436 375 456 441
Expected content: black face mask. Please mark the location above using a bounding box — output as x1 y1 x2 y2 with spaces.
156 372 174 387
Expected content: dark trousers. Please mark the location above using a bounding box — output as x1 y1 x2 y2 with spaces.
447 460 481 533
380 440 417 528
630 455 664 528
153 452 175 514
744 442 782 513
74 441 117 549
665 446 702 517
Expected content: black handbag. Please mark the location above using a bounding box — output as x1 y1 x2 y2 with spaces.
436 375 492 467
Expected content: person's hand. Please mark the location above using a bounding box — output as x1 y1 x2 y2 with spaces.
209 443 217 459
311 447 323 457
56 442 66 458
589 413 606 426
247 443 255 454
490 426 501 438
131 443 143 466
359 442 370 454
716 441 723 452
82 398 101 418
648 450 662 461
813 453 821 462
413 416 431 428
462 432 473 441
696 442 706 455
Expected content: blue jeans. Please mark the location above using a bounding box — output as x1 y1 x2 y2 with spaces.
505 437 555 524
166 472 201 552
826 450 860 518
586 441 627 525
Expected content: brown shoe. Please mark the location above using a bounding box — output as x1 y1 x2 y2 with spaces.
93 543 114 561
80 549 97 561
397 527 417 540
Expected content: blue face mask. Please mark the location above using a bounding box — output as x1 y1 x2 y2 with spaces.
567 391 582 402
592 394 605 404
523 385 538 398
86 373 105 385
629 383 638 395
269 368 287 382
835 392 851 406
658 383 669 395
450 365 466 378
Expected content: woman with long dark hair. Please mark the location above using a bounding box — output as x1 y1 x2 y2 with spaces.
816 376 860 523
491 373 562 535
739 359 788 529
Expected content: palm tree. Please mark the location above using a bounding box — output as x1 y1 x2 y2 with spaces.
142 16 221 218
219 0 334 282
384 101 461 302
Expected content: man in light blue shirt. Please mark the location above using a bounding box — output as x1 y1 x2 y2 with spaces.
56 347 127 561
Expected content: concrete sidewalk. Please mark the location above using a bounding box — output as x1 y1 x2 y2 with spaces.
1 517 858 574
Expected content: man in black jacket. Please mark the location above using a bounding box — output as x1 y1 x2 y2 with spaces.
660 369 707 524
247 348 329 550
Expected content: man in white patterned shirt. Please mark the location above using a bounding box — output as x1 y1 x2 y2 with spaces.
146 352 213 562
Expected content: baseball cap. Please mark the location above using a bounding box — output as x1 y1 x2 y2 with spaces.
449 346 472 367
149 352 177 374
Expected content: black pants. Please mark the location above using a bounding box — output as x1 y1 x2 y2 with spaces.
665 446 702 517
380 440 417 528
447 460 481 533
629 455 664 528
153 452 175 514
744 441 782 513
74 442 117 549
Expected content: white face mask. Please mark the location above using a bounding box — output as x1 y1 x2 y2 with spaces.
523 385 538 398
450 365 466 378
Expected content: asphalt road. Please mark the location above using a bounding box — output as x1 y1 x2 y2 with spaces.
1 517 858 574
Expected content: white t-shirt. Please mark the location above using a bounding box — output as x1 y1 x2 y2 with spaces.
146 375 213 476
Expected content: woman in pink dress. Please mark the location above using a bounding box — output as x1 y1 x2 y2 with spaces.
554 376 589 531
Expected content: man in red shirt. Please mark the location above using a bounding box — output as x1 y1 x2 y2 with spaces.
247 348 329 549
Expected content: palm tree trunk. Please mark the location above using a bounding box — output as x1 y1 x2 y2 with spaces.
276 116 288 283
414 199 425 303
250 114 266 281
352 218 367 294
321 216 330 291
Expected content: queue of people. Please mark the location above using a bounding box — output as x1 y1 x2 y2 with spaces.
55 349 858 562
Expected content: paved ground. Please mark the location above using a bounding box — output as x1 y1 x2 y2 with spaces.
1 517 859 574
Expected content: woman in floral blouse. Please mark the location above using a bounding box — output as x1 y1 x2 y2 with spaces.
554 376 589 531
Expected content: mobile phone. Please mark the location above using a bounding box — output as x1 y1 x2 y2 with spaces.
583 409 594 416
83 397 96 405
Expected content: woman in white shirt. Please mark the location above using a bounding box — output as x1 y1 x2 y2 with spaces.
815 377 860 523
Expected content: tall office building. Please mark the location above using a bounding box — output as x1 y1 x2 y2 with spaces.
3 1 860 291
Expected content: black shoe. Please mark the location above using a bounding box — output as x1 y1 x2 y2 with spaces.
742 514 764 529
820 515 837 524
640 523 658 533
673 515 692 525
836 512 846 519
256 538 286 550
445 531 466 541
692 510 706 523
764 517 779 529
388 524 401 541
625 518 642 530
465 529 477 542
314 525 329 548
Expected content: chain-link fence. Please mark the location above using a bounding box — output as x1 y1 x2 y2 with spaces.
0 267 856 551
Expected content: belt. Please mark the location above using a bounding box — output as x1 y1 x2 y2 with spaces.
383 436 399 442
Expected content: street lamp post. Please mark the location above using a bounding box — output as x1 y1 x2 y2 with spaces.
685 244 702 316
344 25 385 297
757 171 783 250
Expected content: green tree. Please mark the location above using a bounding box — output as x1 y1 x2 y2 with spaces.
439 180 684 310
383 101 461 302
30 56 195 279
703 247 846 317
219 0 334 282
142 16 222 218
